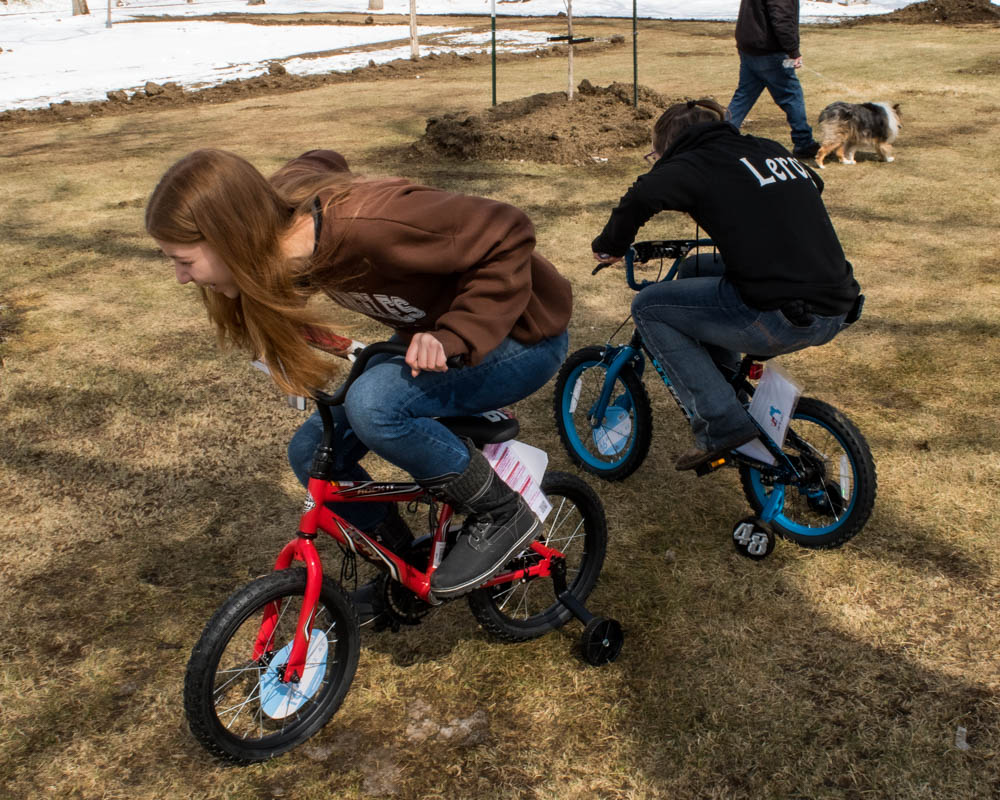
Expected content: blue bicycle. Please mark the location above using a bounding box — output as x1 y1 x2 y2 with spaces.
553 239 876 557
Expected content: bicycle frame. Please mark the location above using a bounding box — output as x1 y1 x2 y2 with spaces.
587 240 810 500
263 477 569 682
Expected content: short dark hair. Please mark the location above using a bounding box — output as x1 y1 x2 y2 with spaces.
652 98 726 154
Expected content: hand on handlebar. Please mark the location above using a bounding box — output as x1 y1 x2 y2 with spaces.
406 332 450 377
592 251 622 266
592 251 623 275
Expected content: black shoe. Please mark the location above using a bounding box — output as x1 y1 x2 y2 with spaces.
422 440 540 600
431 495 540 599
349 579 386 627
347 507 417 628
792 141 820 159
366 505 422 566
675 432 758 471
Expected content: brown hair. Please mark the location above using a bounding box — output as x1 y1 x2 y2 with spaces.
652 98 726 155
145 149 355 395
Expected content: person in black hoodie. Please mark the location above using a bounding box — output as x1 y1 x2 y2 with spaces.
592 99 860 471
726 0 819 158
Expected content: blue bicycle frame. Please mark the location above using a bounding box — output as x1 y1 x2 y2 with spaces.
587 239 806 515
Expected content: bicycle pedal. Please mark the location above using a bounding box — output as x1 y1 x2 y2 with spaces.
694 455 729 476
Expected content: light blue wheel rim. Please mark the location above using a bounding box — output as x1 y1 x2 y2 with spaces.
561 361 637 472
746 413 858 538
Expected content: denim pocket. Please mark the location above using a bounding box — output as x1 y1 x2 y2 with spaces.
777 308 815 328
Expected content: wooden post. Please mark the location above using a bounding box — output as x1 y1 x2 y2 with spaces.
409 0 418 60
368 0 383 8
71 0 90 15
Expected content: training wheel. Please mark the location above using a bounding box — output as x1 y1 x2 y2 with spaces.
732 516 775 560
580 616 624 666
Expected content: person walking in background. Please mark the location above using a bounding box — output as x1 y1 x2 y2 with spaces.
726 0 820 159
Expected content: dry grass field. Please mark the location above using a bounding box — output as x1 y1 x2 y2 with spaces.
2 13 1000 800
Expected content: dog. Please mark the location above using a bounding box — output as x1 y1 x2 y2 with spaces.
814 101 902 168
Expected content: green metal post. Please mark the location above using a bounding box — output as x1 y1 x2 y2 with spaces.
632 0 638 107
492 0 497 106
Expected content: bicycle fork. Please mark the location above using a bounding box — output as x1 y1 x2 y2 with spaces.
254 535 323 683
587 337 646 426
252 475 331 684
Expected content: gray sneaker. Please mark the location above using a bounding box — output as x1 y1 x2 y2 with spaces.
430 494 540 599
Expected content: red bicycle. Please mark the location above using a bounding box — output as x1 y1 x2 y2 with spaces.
183 342 621 764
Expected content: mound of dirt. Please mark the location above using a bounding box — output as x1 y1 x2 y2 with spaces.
416 81 678 165
856 0 1000 23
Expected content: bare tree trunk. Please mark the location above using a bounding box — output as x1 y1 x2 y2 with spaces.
409 0 419 60
368 0 383 9
72 0 90 15
566 0 574 100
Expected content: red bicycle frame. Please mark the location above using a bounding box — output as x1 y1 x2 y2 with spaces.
255 474 564 683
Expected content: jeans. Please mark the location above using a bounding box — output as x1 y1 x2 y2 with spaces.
287 332 569 530
726 51 814 150
631 272 845 451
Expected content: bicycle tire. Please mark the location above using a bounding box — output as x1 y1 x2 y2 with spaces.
184 568 360 764
739 397 876 549
553 346 653 481
467 471 608 642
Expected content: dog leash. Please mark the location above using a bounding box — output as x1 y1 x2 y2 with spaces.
800 65 866 99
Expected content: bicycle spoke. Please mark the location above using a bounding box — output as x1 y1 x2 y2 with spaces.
543 496 571 545
510 585 532 618
217 680 262 730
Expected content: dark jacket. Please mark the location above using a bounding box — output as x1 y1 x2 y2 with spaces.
592 122 859 316
735 0 801 58
278 151 572 365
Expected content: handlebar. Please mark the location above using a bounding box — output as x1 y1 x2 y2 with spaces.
623 238 714 291
314 342 465 407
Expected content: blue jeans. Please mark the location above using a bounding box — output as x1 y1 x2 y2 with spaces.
726 51 814 150
631 272 845 451
287 332 569 530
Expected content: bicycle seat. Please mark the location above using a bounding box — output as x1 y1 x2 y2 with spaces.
438 413 520 447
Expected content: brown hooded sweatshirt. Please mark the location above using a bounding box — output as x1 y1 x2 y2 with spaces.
282 150 572 366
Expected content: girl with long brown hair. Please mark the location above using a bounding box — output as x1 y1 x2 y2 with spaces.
147 148 571 604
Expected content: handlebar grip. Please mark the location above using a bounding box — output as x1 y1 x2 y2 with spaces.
316 342 466 406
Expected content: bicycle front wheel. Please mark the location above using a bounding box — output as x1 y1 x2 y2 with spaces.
467 471 608 641
553 346 652 481
739 397 876 549
184 568 360 764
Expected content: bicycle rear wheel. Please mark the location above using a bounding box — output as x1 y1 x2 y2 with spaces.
739 397 876 549
553 346 652 481
467 471 607 641
184 568 360 763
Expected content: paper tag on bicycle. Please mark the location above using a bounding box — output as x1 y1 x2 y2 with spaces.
483 440 552 522
736 363 802 465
